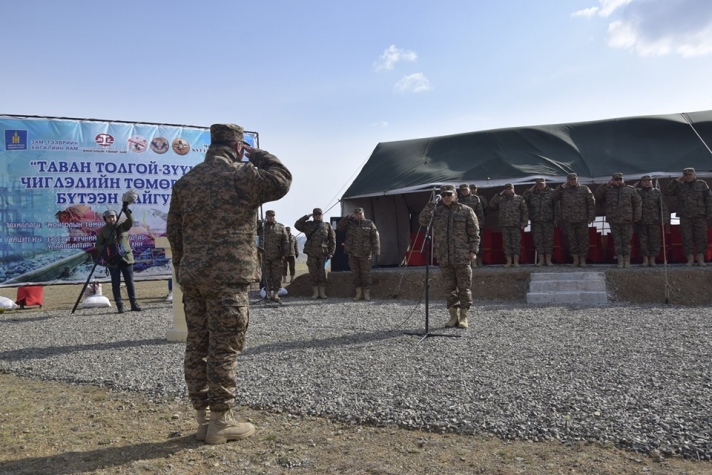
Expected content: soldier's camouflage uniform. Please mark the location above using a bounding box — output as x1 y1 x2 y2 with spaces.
258 220 288 293
419 201 480 309
665 179 712 256
295 216 336 286
489 193 528 256
459 194 485 225
637 187 670 258
552 183 596 256
337 216 380 290
283 232 299 279
522 186 559 255
594 184 642 257
167 125 291 412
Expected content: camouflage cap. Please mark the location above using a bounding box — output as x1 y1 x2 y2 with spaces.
440 185 457 195
567 173 578 180
103 209 117 219
641 174 652 180
535 178 546 183
504 183 513 189
210 123 244 144
612 172 623 179
459 183 469 190
469 184 478 189
683 167 696 174
266 210 276 217
285 226 291 231
354 207 364 213
313 208 323 215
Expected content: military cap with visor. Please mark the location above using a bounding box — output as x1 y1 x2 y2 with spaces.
103 209 117 219
210 123 244 144
459 184 469 190
440 185 457 195
504 183 513 189
567 173 578 180
641 175 652 180
683 168 696 174
266 210 276 217
535 178 546 184
612 172 623 180
312 208 323 215
353 207 364 213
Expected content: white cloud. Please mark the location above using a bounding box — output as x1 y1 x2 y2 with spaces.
393 73 432 94
374 45 417 72
574 0 712 57
370 121 389 128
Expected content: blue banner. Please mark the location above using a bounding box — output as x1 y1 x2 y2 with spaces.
0 116 257 284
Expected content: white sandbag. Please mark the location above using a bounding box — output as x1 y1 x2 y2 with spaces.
278 287 288 296
0 296 18 310
81 295 111 308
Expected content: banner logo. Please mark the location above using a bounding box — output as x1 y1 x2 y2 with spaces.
5 130 27 151
128 135 148 153
95 134 115 147
150 136 169 154
172 138 190 155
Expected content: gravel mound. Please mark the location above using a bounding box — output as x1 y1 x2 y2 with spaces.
1 298 710 460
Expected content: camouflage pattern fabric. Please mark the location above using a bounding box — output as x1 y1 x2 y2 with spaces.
637 187 670 258
419 201 479 310
459 194 485 225
501 227 522 256
665 178 711 256
522 187 559 223
295 216 336 285
552 184 596 224
418 202 480 266
475 193 488 215
680 217 708 256
665 179 712 219
489 193 528 228
258 221 288 292
441 264 473 308
167 140 291 412
348 256 373 289
562 222 590 256
286 233 299 257
594 184 642 224
182 282 249 412
530 221 555 254
609 223 634 256
336 216 380 258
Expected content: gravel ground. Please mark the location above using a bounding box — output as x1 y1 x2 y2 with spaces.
1 297 711 461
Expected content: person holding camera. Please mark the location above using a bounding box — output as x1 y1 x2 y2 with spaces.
167 123 292 444
97 197 142 314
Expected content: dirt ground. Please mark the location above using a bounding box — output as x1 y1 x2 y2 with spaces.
2 267 712 474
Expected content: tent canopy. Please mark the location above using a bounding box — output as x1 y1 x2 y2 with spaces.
343 110 712 199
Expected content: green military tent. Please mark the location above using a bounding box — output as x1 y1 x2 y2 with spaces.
341 110 712 266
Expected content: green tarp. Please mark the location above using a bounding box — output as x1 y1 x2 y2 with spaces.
344 110 712 198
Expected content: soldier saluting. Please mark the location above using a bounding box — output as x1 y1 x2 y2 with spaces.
295 208 336 299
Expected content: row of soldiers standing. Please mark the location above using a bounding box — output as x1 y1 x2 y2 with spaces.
454 167 712 269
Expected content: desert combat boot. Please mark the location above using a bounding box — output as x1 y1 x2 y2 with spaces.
205 409 255 445
311 286 319 299
353 287 362 301
537 254 545 267
697 254 707 267
363 288 371 301
318 284 328 299
445 307 459 328
195 408 209 441
458 307 469 329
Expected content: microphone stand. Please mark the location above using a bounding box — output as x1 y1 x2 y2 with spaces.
71 206 128 314
405 199 462 341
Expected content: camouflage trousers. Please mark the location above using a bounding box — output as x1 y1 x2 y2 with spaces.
440 263 473 309
306 254 328 286
531 221 555 255
263 258 283 292
637 223 662 257
182 282 250 412
501 226 521 256
609 223 633 256
562 222 589 256
282 256 296 277
680 217 709 256
348 255 372 289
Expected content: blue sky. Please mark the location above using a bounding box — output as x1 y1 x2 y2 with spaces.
3 0 712 228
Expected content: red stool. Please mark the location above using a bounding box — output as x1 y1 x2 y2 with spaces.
16 285 44 309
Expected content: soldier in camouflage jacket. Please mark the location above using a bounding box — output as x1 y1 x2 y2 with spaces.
635 175 670 266
257 210 289 300
522 178 559 266
419 185 480 329
594 173 642 267
295 208 336 298
282 226 299 283
337 207 380 300
489 183 528 267
552 173 596 267
665 167 712 266
167 124 291 443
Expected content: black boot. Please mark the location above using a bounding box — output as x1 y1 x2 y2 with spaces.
130 300 142 312
116 302 125 314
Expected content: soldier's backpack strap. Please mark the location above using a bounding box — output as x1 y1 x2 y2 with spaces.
306 222 326 243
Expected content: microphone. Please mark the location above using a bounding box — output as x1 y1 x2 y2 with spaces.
433 194 442 203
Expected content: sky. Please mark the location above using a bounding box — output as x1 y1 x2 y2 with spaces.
2 0 712 229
